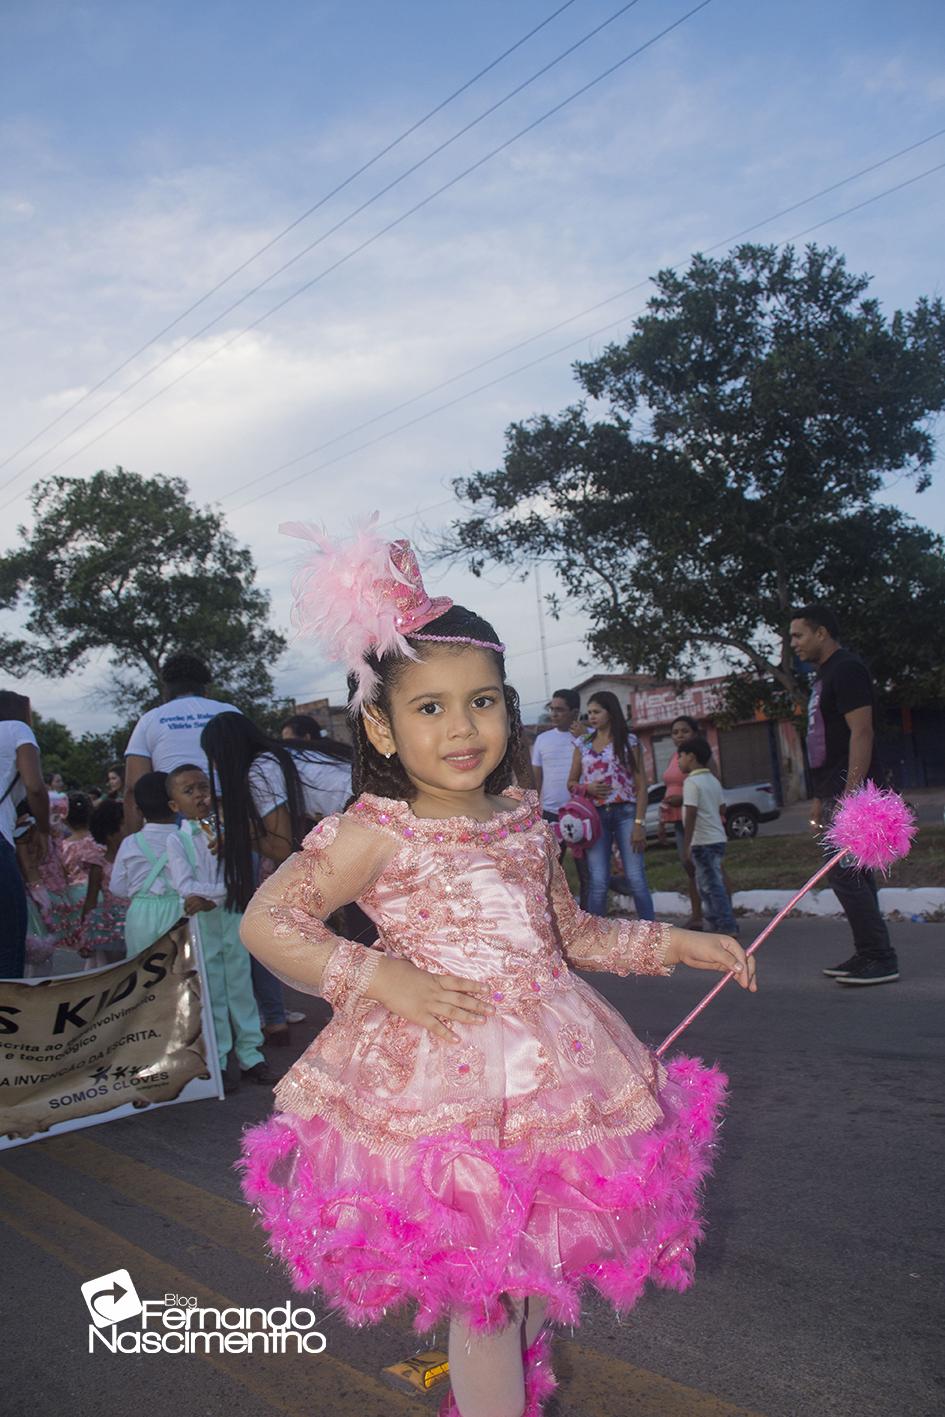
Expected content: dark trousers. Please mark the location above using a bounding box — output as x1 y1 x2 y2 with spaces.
0 835 27 978
824 798 896 963
543 810 590 910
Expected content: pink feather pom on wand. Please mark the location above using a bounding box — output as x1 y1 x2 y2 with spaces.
655 783 917 1058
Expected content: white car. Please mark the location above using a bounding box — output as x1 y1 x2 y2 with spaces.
644 781 780 841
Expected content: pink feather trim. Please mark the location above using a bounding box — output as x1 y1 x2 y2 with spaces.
235 1055 727 1335
279 515 454 711
280 516 414 711
825 782 916 872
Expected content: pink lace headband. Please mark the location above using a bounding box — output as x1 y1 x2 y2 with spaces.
280 515 505 711
412 633 506 652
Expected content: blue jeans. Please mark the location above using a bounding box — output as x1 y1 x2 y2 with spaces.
691 842 737 933
586 802 654 920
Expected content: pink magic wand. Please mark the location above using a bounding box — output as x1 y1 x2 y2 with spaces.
655 783 917 1058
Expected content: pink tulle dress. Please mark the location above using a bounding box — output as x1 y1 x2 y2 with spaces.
237 788 725 1335
67 839 128 953
22 834 82 967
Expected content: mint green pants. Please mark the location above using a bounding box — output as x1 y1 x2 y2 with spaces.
192 908 265 1070
124 894 185 957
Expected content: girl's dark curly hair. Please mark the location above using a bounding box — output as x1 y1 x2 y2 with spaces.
349 605 524 802
90 797 124 846
66 791 93 829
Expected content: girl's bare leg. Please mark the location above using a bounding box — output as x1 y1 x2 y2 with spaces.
447 1295 550 1417
523 1295 548 1348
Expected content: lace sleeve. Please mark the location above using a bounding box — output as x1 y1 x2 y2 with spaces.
239 813 395 1015
548 850 673 977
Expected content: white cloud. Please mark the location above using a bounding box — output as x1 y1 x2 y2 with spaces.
2 6 943 734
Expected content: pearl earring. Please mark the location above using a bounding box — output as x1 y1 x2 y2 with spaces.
384 750 394 759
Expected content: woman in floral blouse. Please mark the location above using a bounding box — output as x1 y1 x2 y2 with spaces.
568 690 654 920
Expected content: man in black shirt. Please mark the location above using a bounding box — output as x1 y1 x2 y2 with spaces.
789 605 898 985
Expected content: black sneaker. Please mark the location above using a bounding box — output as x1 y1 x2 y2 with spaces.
823 955 858 978
241 1061 274 1083
837 958 899 986
222 1054 241 1094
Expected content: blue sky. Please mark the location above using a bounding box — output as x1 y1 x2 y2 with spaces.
2 0 944 732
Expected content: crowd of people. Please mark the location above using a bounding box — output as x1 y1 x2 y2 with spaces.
0 546 902 1416
530 686 738 937
0 654 356 1092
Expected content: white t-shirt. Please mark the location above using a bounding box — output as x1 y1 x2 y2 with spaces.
125 696 241 773
530 727 581 815
0 720 38 846
247 753 289 818
682 769 727 846
248 750 353 822
291 749 352 819
110 824 179 898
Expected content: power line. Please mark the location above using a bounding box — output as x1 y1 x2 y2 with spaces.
220 149 945 521
0 1 637 498
0 0 714 499
218 124 945 507
0 0 580 477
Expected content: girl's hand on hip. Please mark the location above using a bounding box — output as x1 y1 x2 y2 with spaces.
666 927 757 991
372 957 494 1043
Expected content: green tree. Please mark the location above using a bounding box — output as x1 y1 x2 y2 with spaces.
0 467 286 714
31 712 131 788
444 244 945 710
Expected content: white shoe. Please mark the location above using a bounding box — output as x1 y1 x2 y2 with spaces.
285 1010 307 1024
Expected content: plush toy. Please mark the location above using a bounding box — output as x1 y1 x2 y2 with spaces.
552 790 601 857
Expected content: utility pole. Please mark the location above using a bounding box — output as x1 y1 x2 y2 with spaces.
535 565 551 702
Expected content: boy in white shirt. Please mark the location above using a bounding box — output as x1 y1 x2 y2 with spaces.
165 764 269 1088
110 773 186 954
679 736 738 935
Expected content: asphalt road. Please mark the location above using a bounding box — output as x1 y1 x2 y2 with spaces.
757 787 943 837
1 918 942 1417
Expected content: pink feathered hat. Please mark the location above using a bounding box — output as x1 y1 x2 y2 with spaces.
280 514 503 712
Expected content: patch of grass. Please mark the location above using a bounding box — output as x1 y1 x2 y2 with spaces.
644 825 945 892
562 826 945 894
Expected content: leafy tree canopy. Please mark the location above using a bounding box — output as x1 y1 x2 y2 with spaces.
0 467 286 715
443 244 945 710
31 712 129 790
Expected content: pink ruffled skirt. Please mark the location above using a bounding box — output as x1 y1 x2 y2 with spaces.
236 1054 726 1334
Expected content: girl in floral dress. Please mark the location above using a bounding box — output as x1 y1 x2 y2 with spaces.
15 814 82 974
60 792 96 910
77 798 129 966
236 527 757 1417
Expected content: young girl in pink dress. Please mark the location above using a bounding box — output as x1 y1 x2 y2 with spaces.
15 815 82 973
60 792 95 903
77 798 129 966
236 526 757 1417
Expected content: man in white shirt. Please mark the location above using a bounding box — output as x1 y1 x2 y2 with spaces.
531 688 585 822
124 654 241 830
679 736 738 935
0 690 50 976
